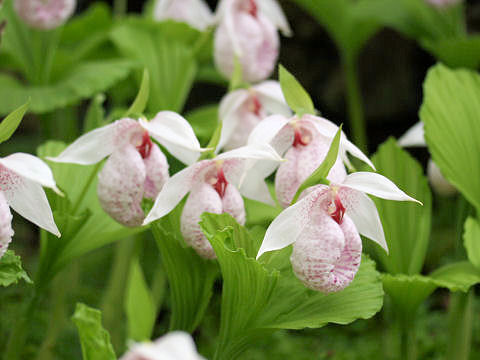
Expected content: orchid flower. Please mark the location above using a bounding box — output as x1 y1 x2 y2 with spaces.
14 0 76 30
399 121 456 196
0 153 61 258
143 143 283 258
256 172 421 293
120 331 205 360
248 113 375 208
154 0 213 31
49 112 204 227
425 0 462 8
214 0 291 83
217 80 291 151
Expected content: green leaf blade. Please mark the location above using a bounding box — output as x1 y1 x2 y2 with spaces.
124 68 150 117
278 65 314 116
0 100 29 143
0 250 32 287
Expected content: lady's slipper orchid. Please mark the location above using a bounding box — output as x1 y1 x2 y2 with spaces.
14 0 76 30
257 172 421 293
248 113 375 208
49 112 204 227
154 0 213 31
0 153 61 258
143 143 283 258
214 0 291 83
217 80 291 151
399 121 456 196
120 331 205 360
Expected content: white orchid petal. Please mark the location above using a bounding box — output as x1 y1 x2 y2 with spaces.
247 115 291 151
342 138 376 170
47 122 117 165
398 121 426 147
154 0 213 31
143 161 213 225
339 189 388 252
217 90 250 151
256 188 324 259
257 0 292 36
341 172 422 204
0 153 61 194
216 143 283 163
237 164 275 205
253 81 292 117
141 111 203 165
3 172 60 236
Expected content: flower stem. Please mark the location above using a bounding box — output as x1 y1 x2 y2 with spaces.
343 54 368 153
399 316 417 360
445 290 474 360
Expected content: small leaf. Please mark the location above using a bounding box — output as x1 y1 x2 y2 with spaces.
290 126 342 204
464 217 480 270
83 94 105 133
199 121 222 160
0 250 32 287
0 100 29 143
278 65 315 116
124 68 150 117
72 303 116 360
185 104 218 145
125 256 156 341
229 56 244 91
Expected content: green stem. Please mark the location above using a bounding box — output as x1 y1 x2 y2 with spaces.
399 317 417 360
446 290 473 360
343 54 368 153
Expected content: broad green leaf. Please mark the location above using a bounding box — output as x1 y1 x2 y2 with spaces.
430 261 480 292
72 303 116 360
464 217 480 270
420 64 480 212
0 100 29 143
244 197 282 227
278 65 314 116
125 257 156 341
421 37 480 70
0 59 134 114
110 20 198 113
367 138 432 275
0 250 32 286
124 68 150 117
201 214 383 359
151 209 217 332
83 94 106 133
290 126 342 204
185 104 218 146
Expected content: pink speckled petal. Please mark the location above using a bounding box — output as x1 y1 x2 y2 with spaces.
1 166 59 236
181 182 223 259
221 184 246 226
275 146 302 208
257 0 291 36
143 143 169 199
290 214 362 293
0 192 14 259
97 146 146 227
14 0 76 30
153 0 213 31
248 115 292 156
144 160 214 225
256 186 328 258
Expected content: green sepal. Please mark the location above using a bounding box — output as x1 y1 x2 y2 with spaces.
279 65 315 117
124 68 150 118
0 100 29 144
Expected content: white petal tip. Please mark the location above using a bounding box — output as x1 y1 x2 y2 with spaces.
53 186 64 197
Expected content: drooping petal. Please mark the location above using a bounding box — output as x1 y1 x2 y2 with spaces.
153 0 213 31
143 161 214 225
341 172 422 204
1 167 60 236
256 187 328 259
398 121 426 147
427 159 457 196
247 114 292 155
143 143 169 199
0 192 14 259
257 0 292 36
48 122 118 165
0 153 62 195
140 112 203 165
217 89 251 151
181 182 223 259
235 162 275 205
216 142 283 163
97 146 146 227
253 81 292 117
338 188 388 252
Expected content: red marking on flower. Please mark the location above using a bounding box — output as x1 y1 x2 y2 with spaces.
248 0 258 17
292 129 308 147
213 167 228 198
251 95 262 116
137 132 153 159
330 194 346 224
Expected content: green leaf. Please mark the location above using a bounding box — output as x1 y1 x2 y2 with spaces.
110 19 198 113
200 214 383 359
420 64 480 212
367 138 432 274
0 250 32 286
430 261 480 292
464 217 480 270
83 94 105 133
290 126 342 204
124 68 150 117
185 104 218 145
72 303 116 360
125 256 156 341
0 59 134 114
0 100 29 143
278 65 314 116
151 208 217 332
421 36 480 70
